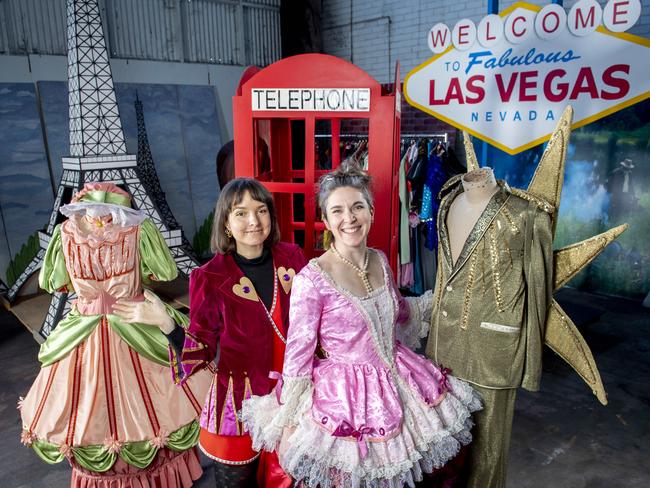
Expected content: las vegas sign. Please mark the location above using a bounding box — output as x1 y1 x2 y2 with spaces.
403 1 650 154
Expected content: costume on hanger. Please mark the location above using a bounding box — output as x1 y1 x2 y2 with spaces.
426 107 627 488
401 138 461 295
420 146 449 253
398 141 418 288
242 250 481 488
168 243 307 474
19 183 210 487
398 145 412 267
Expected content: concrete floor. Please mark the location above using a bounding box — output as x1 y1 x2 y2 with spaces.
1 288 648 487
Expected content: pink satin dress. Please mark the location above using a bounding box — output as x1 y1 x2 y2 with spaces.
243 250 481 488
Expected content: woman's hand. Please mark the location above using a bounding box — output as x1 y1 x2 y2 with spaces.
113 289 176 334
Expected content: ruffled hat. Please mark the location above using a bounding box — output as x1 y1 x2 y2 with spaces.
61 182 145 227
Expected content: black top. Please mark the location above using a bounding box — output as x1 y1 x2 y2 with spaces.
232 247 274 309
166 248 275 358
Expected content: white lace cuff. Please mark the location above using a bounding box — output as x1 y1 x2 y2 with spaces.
278 376 313 424
396 290 433 350
242 376 313 452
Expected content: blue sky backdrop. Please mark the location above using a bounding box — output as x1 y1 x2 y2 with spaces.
0 81 221 284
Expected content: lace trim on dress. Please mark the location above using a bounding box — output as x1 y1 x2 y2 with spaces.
62 217 140 250
395 290 433 350
61 202 146 228
241 376 313 452
278 379 481 488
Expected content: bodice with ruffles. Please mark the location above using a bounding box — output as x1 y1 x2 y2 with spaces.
242 250 481 488
60 217 143 315
285 260 449 440
21 214 211 475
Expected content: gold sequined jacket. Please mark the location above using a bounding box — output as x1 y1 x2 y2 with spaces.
425 177 553 391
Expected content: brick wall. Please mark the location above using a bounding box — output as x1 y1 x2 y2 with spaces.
338 83 458 143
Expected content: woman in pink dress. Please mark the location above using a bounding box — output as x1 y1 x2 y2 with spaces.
242 163 481 488
19 183 211 487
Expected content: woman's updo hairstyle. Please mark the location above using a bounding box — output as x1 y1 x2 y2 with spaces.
317 159 373 218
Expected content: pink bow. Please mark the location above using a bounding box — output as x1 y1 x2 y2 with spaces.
268 371 283 405
438 365 452 395
332 420 376 458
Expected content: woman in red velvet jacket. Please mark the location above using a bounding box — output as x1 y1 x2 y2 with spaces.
115 178 306 487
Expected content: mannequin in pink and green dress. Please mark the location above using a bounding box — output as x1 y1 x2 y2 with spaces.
19 183 212 487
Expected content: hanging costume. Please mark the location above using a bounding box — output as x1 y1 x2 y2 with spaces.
168 242 306 482
19 183 211 487
242 250 481 488
401 139 461 294
426 107 628 488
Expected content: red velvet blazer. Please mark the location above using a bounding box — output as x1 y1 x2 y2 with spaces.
171 242 307 435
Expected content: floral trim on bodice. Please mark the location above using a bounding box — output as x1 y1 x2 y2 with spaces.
61 219 139 282
309 251 399 371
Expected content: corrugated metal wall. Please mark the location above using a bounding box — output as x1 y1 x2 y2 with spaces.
243 4 281 67
182 0 281 65
0 0 281 66
106 0 182 61
1 0 66 54
183 0 241 64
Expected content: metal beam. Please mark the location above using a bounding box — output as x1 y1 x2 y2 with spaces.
481 0 499 166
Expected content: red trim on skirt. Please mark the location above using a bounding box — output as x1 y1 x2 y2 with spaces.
198 429 259 465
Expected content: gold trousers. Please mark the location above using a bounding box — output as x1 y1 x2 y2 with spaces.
466 386 517 488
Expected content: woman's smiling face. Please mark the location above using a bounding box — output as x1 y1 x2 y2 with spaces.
226 190 271 255
323 186 373 250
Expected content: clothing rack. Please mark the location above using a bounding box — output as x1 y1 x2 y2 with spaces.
314 133 367 138
400 133 448 143
315 132 449 143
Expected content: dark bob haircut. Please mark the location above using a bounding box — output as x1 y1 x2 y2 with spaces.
210 178 281 254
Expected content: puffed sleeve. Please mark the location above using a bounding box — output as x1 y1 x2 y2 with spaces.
169 267 221 384
242 270 320 451
38 224 71 293
283 271 321 379
521 206 553 391
139 218 178 283
279 270 322 415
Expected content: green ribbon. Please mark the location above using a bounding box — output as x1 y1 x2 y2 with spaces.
80 190 131 208
39 296 188 367
31 440 66 465
71 444 118 472
29 421 200 472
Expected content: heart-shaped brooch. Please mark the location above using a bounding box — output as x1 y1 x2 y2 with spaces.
277 267 296 294
232 277 259 302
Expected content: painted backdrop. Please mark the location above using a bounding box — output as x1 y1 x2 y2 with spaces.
475 99 650 300
0 81 222 289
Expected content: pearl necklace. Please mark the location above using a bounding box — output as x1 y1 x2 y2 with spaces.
330 244 373 295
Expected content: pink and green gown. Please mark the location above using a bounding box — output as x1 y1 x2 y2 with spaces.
19 216 211 487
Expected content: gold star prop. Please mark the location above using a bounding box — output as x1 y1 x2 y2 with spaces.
465 106 627 405
462 130 481 173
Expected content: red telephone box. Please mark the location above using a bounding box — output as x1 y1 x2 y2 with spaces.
233 54 401 271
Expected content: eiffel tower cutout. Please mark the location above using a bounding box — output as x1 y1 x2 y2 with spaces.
6 0 200 338
134 94 200 264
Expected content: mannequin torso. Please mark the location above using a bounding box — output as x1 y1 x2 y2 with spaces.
446 168 499 264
